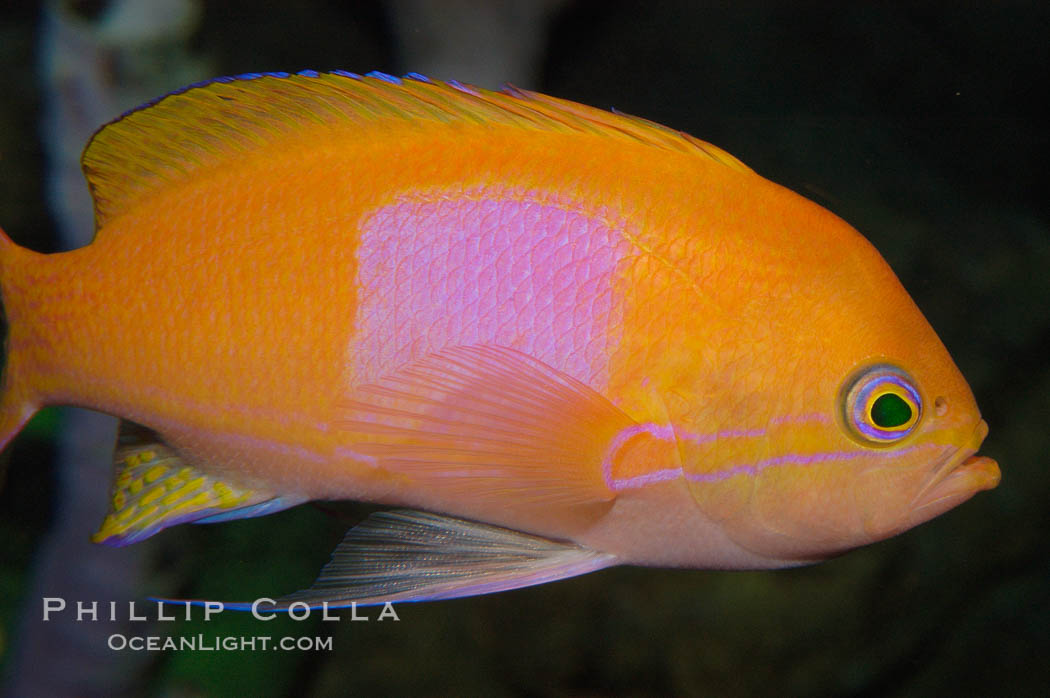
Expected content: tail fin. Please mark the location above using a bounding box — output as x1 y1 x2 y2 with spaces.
0 226 38 453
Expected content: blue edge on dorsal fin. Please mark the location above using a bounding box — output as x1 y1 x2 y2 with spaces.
110 70 476 125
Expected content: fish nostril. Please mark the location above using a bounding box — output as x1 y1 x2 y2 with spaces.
934 396 948 416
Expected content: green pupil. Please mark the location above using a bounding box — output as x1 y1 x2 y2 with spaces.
870 393 913 428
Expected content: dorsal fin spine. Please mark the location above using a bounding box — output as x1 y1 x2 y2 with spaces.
81 71 752 230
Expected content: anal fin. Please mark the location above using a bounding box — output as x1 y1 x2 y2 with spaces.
217 509 618 610
92 420 304 546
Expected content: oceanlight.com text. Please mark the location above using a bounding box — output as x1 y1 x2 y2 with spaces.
108 633 334 652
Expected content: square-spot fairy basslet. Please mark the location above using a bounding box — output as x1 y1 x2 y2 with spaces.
0 70 999 609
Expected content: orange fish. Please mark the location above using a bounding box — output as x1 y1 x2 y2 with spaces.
0 71 999 607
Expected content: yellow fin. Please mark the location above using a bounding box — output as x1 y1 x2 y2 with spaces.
81 71 751 229
339 345 635 510
92 421 302 546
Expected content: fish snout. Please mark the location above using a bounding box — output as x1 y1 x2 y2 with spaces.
909 419 1000 521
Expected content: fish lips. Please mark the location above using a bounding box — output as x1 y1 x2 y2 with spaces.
908 419 1000 523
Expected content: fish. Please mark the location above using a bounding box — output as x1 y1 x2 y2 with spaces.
0 70 1000 608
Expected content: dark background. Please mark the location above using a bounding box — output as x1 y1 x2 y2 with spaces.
1 1 1047 696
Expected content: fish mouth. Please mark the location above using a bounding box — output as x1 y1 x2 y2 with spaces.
910 419 1000 519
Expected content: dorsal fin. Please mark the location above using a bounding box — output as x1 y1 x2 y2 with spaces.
81 70 752 229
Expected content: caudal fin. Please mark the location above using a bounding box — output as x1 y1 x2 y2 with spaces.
0 225 38 453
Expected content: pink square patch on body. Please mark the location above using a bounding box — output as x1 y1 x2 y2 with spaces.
351 185 634 389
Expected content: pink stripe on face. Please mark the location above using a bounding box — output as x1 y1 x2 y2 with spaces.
599 416 933 491
351 186 631 387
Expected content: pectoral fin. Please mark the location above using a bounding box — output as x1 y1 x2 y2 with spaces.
339 345 637 508
93 421 304 546
223 509 618 609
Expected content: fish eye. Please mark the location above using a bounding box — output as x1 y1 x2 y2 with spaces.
841 364 922 445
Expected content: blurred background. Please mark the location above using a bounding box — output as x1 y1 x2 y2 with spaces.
1 1 1047 696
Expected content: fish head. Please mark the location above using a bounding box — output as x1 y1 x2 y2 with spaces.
671 206 1000 565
